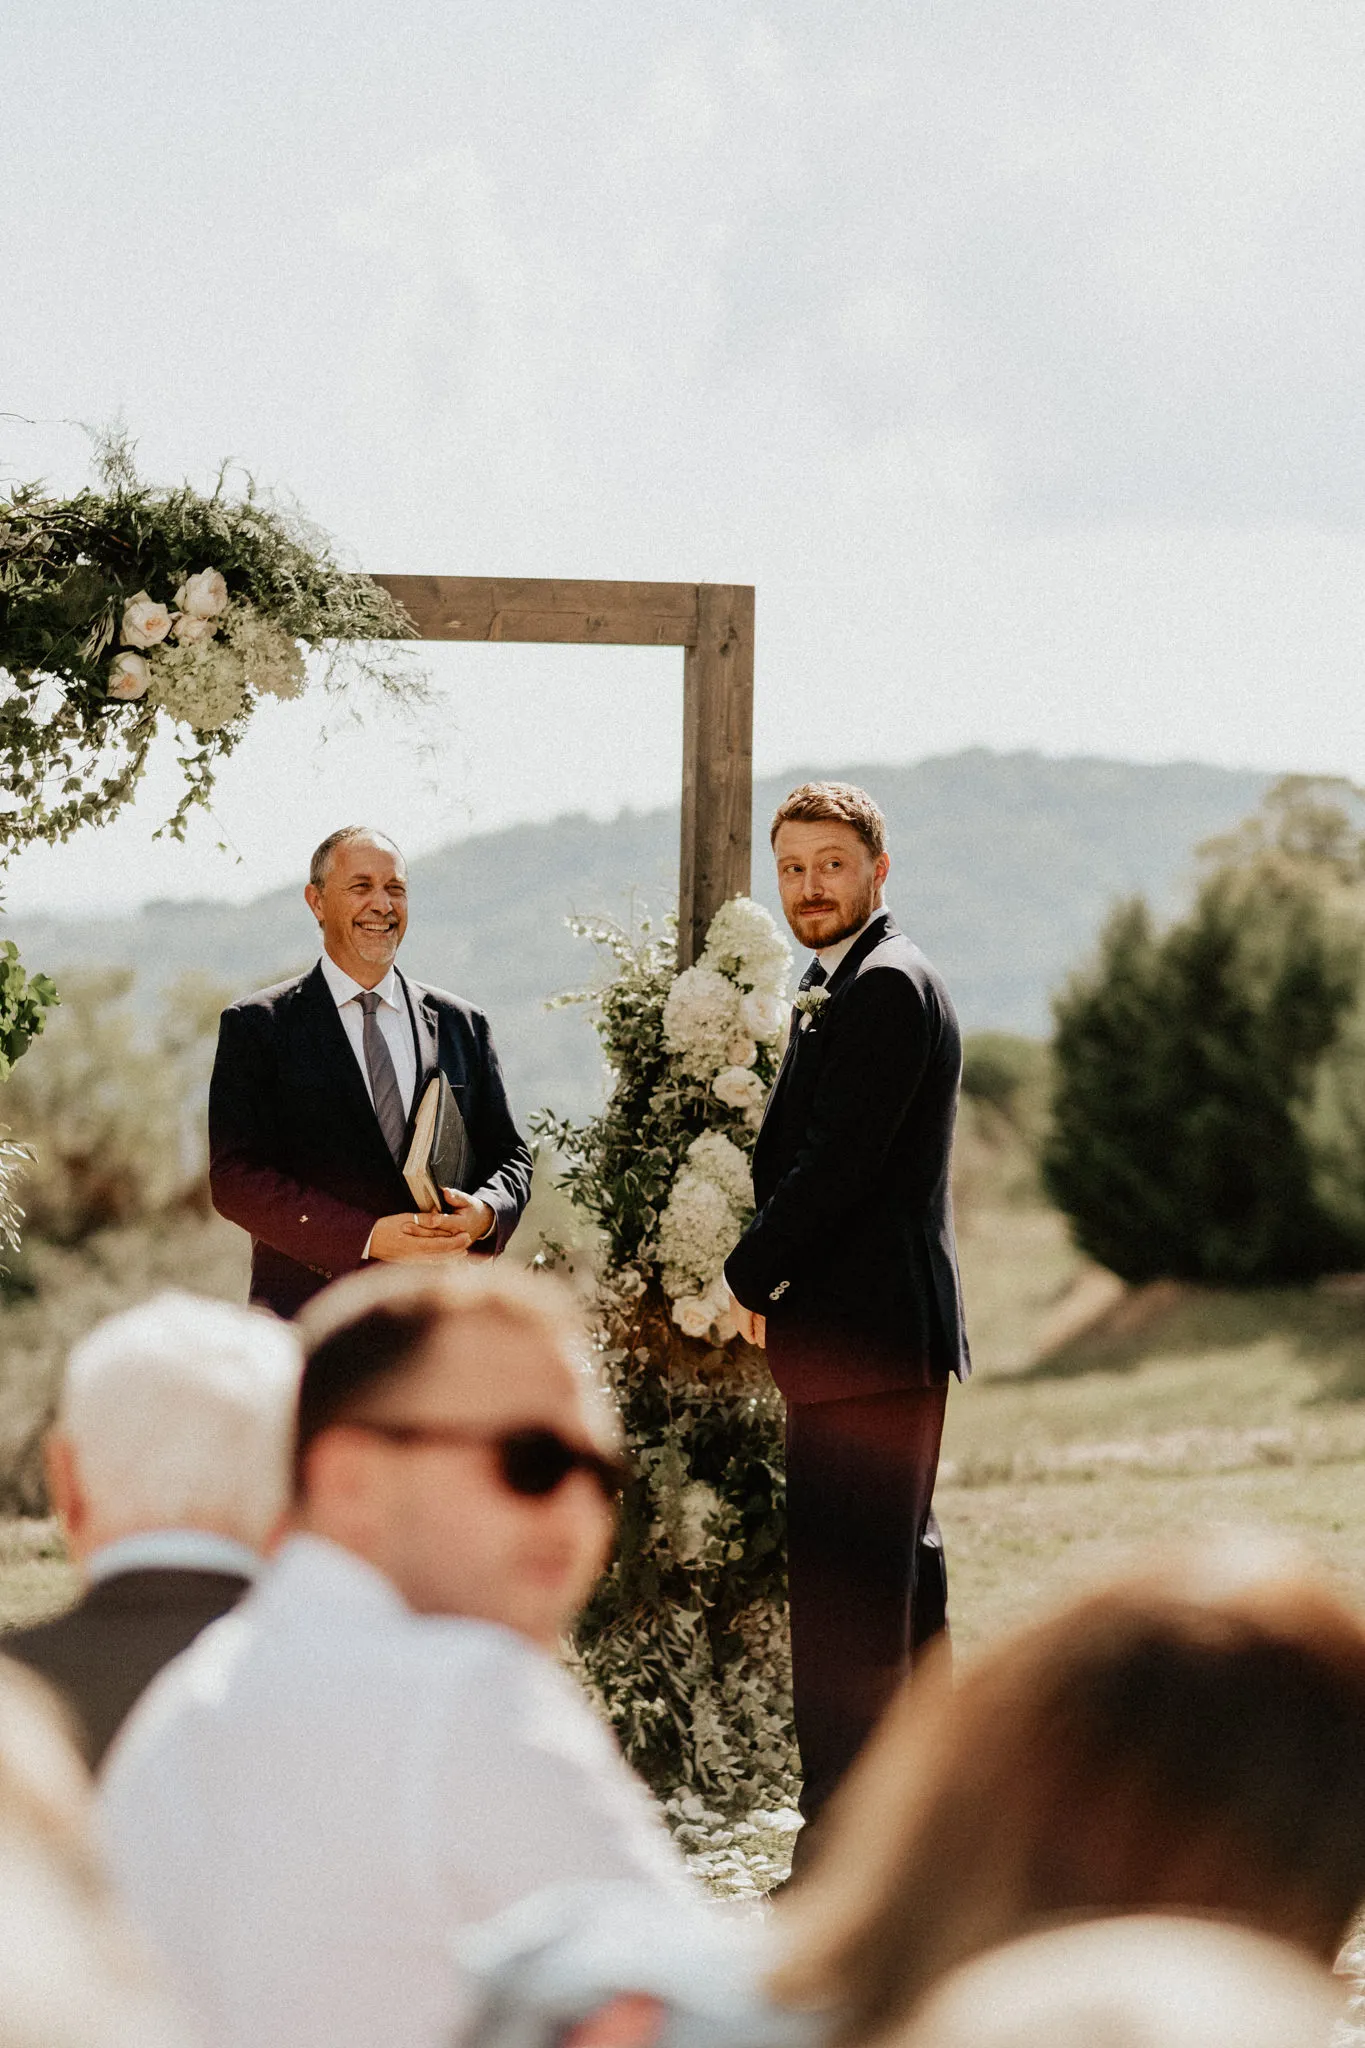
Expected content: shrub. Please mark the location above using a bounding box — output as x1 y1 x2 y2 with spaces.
1043 781 1365 1287
2 970 227 1243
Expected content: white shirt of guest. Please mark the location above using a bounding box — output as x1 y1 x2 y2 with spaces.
317 951 417 1119
98 1535 690 2048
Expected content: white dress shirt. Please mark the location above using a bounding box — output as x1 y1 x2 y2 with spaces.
99 1536 690 2048
318 951 418 1119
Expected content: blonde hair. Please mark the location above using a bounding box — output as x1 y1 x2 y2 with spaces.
769 782 887 858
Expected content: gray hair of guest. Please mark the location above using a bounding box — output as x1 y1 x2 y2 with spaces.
308 828 405 891
58 1293 301 1547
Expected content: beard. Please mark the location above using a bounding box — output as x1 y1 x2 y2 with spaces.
788 878 879 951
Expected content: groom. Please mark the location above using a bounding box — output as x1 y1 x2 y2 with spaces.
725 781 970 1843
209 827 532 1318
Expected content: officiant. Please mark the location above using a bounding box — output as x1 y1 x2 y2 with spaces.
209 827 533 1318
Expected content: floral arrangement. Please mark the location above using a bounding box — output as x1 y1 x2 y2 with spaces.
536 899 798 1808
0 429 417 865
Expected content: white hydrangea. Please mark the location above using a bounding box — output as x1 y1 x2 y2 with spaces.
684 1131 753 1211
225 605 308 699
657 1171 738 1299
662 966 739 1080
148 640 249 731
700 896 791 996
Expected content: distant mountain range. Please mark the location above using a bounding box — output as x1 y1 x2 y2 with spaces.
4 750 1272 1122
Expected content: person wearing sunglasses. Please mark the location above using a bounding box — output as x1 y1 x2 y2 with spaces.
99 1263 694 2048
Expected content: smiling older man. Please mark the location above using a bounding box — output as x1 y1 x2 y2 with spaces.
209 827 533 1318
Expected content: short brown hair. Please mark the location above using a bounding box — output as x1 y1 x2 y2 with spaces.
308 827 404 891
769 782 887 859
773 1540 1365 2034
292 1264 585 1492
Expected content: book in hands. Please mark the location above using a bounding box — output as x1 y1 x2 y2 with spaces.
403 1074 474 1212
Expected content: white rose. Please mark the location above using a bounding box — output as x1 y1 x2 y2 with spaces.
172 612 214 644
739 990 785 1040
713 1065 766 1112
107 652 151 700
175 567 229 618
726 1034 758 1068
120 592 172 649
672 1296 714 1340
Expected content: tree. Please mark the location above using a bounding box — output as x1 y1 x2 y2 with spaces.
1043 778 1365 1286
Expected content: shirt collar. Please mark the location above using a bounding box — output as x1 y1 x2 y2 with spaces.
86 1530 262 1586
815 910 882 978
318 951 401 1012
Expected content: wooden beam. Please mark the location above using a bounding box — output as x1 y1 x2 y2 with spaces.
372 576 698 647
367 572 756 967
679 584 755 967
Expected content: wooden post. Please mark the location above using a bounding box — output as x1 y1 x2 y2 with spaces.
679 584 754 967
371 573 755 966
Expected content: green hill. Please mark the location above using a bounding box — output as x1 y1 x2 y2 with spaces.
3 750 1271 1121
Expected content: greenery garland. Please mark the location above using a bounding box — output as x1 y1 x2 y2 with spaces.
0 427 420 1246
536 905 799 1808
0 429 417 861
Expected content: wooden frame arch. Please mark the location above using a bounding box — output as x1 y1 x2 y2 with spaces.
371 576 754 967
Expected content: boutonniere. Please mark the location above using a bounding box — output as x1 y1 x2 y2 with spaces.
793 986 830 1028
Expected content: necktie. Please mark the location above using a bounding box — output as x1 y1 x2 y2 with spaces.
792 959 827 1034
356 991 408 1162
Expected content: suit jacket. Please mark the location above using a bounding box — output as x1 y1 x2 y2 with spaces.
3 1568 249 1769
724 909 971 1403
209 963 533 1318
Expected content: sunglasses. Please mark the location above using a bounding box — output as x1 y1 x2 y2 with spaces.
349 1420 628 1504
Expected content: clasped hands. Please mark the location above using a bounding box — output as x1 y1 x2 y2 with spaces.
369 1191 494 1263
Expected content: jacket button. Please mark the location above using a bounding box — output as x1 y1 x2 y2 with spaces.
299 1214 308 1223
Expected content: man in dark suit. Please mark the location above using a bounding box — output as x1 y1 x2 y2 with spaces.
4 1291 299 1767
725 781 970 1841
209 827 533 1319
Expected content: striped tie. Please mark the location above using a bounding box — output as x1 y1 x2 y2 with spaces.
356 991 408 1162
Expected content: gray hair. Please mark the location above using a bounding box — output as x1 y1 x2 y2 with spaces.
59 1293 301 1548
308 828 404 891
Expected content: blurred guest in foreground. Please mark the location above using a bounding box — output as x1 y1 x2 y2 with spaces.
458 1539 1365 2048
772 1536 1365 2037
5 1292 299 1768
893 1915 1342 2048
100 1264 690 2048
0 1656 188 2047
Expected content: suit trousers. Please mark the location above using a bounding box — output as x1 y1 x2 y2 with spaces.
784 1381 950 1846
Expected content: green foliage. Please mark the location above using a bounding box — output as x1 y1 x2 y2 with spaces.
0 940 58 1084
0 431 417 860
1043 778 1365 1285
1 968 227 1244
570 1289 794 1807
539 914 797 1808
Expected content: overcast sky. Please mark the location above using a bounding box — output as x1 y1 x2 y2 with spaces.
4 0 1365 912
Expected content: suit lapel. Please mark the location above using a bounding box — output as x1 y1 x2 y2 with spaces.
823 907 896 997
299 964 397 1180
755 910 897 1144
